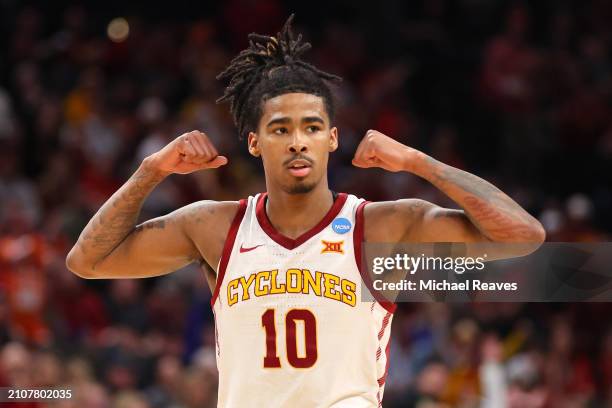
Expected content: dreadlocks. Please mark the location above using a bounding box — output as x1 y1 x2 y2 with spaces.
216 14 342 138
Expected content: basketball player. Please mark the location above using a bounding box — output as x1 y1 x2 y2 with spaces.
66 16 545 407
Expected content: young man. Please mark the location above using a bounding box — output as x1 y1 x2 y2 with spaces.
66 16 544 407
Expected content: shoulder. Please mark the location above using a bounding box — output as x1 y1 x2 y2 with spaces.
176 200 244 236
362 198 435 242
179 200 242 216
363 198 433 220
176 200 246 272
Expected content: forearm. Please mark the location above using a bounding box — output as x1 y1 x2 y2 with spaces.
408 152 545 242
67 158 168 270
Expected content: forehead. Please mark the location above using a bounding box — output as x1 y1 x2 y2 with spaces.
260 93 328 123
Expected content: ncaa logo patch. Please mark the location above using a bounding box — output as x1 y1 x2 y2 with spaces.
331 217 352 234
321 240 344 254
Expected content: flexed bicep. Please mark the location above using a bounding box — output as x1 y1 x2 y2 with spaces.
82 200 240 279
364 199 483 243
365 199 538 261
78 205 202 279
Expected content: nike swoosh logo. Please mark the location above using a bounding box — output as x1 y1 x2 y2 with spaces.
239 244 263 253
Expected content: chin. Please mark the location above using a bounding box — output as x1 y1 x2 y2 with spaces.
284 181 316 194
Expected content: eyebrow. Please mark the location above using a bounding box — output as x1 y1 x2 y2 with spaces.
266 117 291 127
266 116 325 127
303 116 324 125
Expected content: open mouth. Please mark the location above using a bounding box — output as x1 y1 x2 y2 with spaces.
287 160 312 178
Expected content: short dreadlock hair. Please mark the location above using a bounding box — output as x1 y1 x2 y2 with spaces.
216 14 342 139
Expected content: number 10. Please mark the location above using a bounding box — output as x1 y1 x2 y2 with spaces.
261 308 317 368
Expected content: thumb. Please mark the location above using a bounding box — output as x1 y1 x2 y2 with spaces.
206 155 228 168
352 157 370 168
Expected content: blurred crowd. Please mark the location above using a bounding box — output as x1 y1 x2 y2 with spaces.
0 0 611 407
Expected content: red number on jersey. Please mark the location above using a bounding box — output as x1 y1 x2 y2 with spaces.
261 309 281 368
262 308 317 368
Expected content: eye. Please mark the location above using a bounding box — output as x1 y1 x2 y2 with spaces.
306 125 321 133
273 127 288 135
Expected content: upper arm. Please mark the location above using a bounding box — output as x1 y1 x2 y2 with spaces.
85 200 239 278
364 199 489 243
364 199 543 261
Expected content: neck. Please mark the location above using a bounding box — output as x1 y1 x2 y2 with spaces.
265 180 334 239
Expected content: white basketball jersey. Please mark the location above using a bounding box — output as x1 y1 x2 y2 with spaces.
211 192 396 408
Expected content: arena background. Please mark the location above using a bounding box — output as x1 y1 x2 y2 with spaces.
1 0 611 407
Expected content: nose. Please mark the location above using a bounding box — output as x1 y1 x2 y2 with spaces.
287 131 308 154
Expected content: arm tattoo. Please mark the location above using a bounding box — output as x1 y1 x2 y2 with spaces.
76 164 166 267
134 219 166 233
423 156 541 241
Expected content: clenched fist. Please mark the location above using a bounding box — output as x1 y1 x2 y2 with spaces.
352 130 422 173
146 131 228 175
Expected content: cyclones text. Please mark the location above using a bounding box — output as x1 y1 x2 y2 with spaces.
227 268 357 307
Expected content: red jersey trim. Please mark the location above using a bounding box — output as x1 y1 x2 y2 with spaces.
354 201 397 314
210 199 248 307
255 192 348 250
376 334 392 407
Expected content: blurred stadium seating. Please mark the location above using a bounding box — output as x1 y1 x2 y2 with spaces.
1 1 611 406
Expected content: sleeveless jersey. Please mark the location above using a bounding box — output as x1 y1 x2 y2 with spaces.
211 192 396 408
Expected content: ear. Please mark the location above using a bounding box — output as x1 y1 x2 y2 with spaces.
248 131 261 157
328 126 339 152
